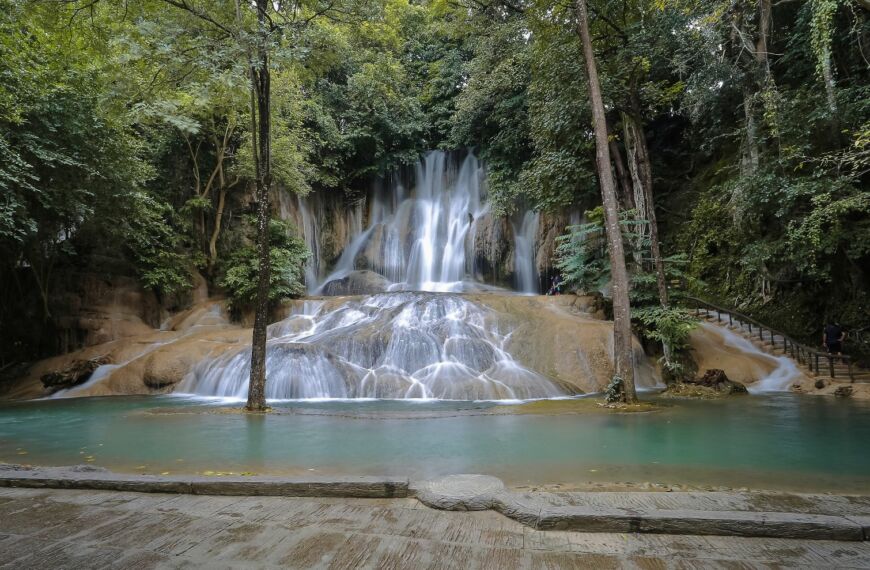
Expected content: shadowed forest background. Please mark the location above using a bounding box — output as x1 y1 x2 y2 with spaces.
1 0 868 370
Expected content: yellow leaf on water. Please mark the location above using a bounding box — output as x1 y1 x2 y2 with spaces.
161 472 170 475
135 465 147 470
17 451 28 455
203 471 216 476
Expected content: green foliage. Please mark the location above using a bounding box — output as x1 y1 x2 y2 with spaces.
604 375 625 404
633 306 698 353
555 210 609 294
220 219 310 311
123 193 193 296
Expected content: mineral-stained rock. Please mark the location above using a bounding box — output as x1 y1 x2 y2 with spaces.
815 379 826 390
41 356 110 394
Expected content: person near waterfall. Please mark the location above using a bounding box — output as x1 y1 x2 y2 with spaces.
823 322 846 355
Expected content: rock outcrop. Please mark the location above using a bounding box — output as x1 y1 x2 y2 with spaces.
40 356 111 394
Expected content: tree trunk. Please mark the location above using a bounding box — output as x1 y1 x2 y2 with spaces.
246 0 272 412
609 138 635 212
575 0 637 403
741 85 760 176
624 107 672 367
623 111 668 309
208 187 227 270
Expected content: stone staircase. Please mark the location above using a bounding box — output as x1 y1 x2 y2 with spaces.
690 299 870 384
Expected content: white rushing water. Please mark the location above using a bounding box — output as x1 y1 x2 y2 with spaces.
513 210 540 294
701 322 803 392
306 150 539 294
179 292 571 400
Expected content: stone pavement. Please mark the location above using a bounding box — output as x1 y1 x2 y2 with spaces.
2 487 870 569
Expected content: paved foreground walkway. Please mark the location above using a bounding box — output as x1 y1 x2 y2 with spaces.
1 488 870 569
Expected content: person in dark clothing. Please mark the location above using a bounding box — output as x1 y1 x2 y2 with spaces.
547 274 563 296
823 323 846 355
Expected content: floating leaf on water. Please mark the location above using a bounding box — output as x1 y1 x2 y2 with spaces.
17 451 27 455
240 472 256 477
135 465 147 470
203 471 216 476
161 472 170 475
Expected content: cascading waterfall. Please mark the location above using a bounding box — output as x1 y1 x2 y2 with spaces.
179 292 572 400
312 150 535 293
513 211 540 294
180 151 607 400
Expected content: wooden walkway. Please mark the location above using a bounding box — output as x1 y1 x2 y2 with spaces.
692 298 870 383
2 487 870 569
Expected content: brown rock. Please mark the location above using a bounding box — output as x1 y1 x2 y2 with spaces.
688 369 748 395
40 356 111 394
834 386 853 398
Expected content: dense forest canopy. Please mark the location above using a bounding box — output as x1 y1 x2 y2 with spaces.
1 0 868 366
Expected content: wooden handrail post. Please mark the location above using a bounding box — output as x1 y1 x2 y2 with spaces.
814 353 819 376
848 359 854 383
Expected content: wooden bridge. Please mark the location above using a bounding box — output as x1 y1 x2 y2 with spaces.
687 297 870 384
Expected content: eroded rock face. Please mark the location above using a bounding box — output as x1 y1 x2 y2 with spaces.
319 270 392 296
41 356 111 394
5 293 661 400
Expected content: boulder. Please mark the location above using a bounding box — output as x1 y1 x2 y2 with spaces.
40 356 111 394
834 386 853 398
687 369 748 395
320 270 392 296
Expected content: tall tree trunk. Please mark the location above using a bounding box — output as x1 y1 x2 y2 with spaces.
623 108 672 367
623 110 668 310
575 0 637 403
609 138 635 212
246 0 272 412
741 85 760 176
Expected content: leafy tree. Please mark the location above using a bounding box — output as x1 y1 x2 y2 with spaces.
220 218 310 312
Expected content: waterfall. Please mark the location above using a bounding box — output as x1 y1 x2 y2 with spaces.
513 210 540 294
179 292 572 400
314 150 501 293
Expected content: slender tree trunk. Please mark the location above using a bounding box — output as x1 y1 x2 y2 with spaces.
623 107 672 367
741 85 760 176
575 0 637 403
246 0 272 412
623 111 668 309
208 187 227 269
608 138 635 211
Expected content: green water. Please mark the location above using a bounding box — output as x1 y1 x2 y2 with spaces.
1 394 869 492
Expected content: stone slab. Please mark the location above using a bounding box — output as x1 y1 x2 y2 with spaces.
416 474 869 542
847 515 870 540
0 464 409 498
2 466 867 542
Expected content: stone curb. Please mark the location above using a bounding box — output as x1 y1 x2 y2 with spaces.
414 474 867 542
0 465 409 498
1 467 867 541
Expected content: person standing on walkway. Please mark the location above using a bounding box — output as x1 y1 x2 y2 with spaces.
823 322 846 355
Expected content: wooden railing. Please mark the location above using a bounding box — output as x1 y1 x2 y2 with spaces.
686 296 856 382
